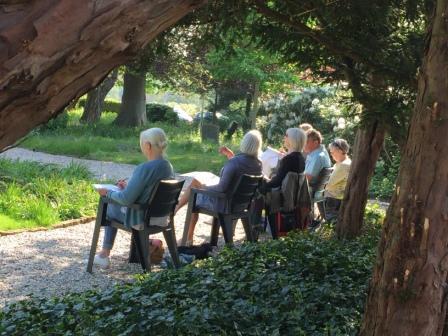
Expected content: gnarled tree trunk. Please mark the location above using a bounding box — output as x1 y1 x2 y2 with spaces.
335 121 386 239
360 1 448 334
114 69 146 126
80 68 118 123
0 0 206 150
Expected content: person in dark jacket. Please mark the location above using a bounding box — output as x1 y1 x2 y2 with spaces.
264 127 306 190
175 130 263 245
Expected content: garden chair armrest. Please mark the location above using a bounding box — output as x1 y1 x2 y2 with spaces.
191 188 227 199
99 196 147 210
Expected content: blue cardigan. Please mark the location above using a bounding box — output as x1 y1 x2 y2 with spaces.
106 158 174 228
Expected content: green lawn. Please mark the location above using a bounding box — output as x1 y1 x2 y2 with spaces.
0 159 97 231
22 110 238 174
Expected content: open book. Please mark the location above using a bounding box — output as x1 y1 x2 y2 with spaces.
180 171 220 187
92 184 121 192
260 147 283 177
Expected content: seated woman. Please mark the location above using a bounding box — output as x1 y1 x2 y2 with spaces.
324 138 351 220
264 127 306 190
175 130 263 245
93 128 174 268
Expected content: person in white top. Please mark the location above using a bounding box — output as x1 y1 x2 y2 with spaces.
324 138 352 220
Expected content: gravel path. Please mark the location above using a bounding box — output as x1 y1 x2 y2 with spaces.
0 148 249 308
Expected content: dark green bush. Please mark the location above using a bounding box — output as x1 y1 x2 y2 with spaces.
76 98 121 114
370 151 400 201
0 207 383 335
40 111 69 130
146 103 179 124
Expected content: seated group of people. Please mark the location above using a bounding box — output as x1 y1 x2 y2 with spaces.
93 124 351 268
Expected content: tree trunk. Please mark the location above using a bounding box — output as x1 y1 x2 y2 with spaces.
360 1 448 334
249 82 260 129
335 121 386 239
80 68 118 123
114 70 146 127
0 0 206 150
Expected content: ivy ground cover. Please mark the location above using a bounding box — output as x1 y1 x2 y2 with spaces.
0 207 383 335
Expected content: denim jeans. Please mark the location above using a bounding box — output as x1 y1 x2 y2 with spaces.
102 204 126 250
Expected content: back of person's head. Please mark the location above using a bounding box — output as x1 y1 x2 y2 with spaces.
240 130 262 157
286 128 307 151
140 128 168 153
299 123 313 132
306 129 323 144
329 138 350 154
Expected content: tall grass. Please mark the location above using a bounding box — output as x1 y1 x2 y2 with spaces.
23 109 238 174
0 159 97 231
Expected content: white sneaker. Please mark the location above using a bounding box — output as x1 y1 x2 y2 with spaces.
93 254 110 269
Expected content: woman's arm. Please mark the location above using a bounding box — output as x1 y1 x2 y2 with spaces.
265 156 290 189
107 164 150 206
207 160 236 193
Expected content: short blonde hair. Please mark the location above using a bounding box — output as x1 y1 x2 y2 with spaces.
240 130 262 157
299 123 313 132
140 128 168 153
286 128 306 151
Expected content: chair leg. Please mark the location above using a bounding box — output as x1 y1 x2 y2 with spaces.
241 217 255 242
267 213 278 239
163 216 181 268
181 195 196 245
132 229 151 272
210 217 220 246
87 199 107 273
219 215 234 246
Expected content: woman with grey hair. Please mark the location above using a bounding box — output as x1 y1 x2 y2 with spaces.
93 128 174 268
324 138 351 220
175 130 263 245
264 127 306 190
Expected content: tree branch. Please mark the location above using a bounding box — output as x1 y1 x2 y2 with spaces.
251 0 414 86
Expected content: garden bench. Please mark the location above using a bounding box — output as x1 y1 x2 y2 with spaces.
87 179 184 273
181 174 263 246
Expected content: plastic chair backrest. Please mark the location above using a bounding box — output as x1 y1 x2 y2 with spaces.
230 174 263 213
145 180 185 220
312 167 333 199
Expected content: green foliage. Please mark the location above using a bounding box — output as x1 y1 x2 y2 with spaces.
0 159 97 230
370 151 400 201
0 208 383 335
257 85 339 145
40 111 69 131
77 98 121 114
146 103 179 124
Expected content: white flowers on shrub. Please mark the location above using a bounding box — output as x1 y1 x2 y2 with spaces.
311 98 320 106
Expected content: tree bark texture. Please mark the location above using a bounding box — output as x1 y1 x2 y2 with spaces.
80 68 118 123
360 1 448 334
0 0 206 150
114 70 146 127
335 122 385 239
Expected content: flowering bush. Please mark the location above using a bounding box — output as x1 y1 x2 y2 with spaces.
257 85 363 147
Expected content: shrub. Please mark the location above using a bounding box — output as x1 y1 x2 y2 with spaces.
76 98 121 114
146 103 179 124
40 111 69 130
0 207 383 335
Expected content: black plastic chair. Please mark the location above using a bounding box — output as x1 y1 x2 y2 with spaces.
181 174 263 246
311 167 333 220
87 179 184 273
